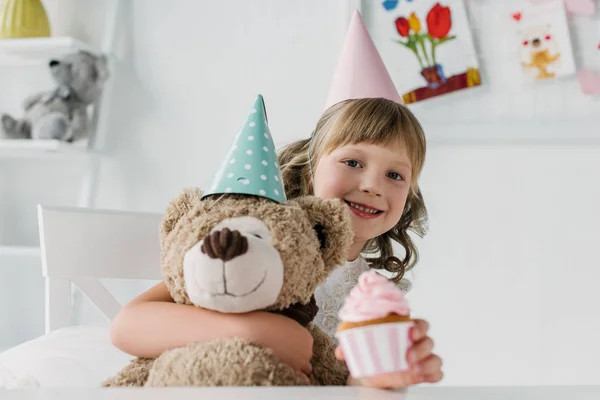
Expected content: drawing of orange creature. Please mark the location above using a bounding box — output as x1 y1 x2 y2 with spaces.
519 24 561 80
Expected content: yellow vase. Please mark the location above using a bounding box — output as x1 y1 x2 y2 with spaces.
0 0 51 39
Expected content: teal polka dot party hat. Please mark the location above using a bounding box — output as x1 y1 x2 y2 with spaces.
202 94 286 203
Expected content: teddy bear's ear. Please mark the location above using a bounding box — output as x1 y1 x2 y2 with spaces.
294 196 354 271
161 187 203 238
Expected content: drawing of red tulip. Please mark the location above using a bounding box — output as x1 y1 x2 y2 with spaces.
425 2 455 65
395 17 410 37
427 3 452 39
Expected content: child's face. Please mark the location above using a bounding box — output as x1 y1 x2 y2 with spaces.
312 141 412 246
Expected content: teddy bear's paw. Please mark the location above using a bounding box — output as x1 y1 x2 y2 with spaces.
1 115 15 131
101 357 155 387
0 115 30 139
145 338 309 387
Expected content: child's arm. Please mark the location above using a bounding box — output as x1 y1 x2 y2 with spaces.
110 281 314 374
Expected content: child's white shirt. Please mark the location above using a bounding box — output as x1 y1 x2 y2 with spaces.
313 256 412 340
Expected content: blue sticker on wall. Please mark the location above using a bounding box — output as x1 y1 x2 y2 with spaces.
382 0 414 12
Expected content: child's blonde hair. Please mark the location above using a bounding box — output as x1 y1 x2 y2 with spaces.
278 98 428 282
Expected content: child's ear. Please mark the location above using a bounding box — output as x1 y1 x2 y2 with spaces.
161 187 203 238
294 196 354 272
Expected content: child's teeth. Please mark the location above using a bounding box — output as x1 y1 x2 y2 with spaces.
349 202 378 214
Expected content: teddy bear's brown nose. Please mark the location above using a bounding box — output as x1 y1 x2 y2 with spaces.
200 228 248 261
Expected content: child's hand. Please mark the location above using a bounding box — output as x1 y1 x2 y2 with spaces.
335 319 443 389
245 312 314 378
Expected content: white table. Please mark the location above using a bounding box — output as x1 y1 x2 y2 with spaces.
2 387 600 399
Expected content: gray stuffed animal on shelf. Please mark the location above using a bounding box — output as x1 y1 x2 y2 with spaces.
0 50 109 143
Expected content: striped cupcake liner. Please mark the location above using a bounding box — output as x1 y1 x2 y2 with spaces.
336 321 414 379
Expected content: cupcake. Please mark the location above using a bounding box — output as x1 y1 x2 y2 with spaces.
336 270 414 379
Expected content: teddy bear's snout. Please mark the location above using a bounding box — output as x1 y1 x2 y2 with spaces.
200 228 248 262
183 216 284 313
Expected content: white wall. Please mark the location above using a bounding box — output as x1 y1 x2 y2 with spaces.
1 0 600 387
411 144 600 386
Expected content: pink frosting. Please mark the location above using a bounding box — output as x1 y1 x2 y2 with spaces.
339 270 410 322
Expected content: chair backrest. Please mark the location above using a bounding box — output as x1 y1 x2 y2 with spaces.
37 204 163 333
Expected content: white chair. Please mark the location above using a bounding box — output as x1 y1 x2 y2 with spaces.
36 204 163 333
0 206 164 388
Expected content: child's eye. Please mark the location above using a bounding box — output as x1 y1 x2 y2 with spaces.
387 172 404 181
344 160 362 168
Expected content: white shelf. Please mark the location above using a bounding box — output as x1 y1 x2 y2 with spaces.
0 245 40 258
0 36 95 66
0 139 91 158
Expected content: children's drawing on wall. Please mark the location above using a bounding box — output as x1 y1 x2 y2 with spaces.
511 0 576 83
366 0 481 104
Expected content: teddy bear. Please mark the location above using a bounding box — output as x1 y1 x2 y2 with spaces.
519 24 561 80
101 189 353 387
101 94 353 387
0 50 109 142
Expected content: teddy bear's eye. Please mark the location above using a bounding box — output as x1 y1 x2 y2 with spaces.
313 224 327 251
252 234 262 239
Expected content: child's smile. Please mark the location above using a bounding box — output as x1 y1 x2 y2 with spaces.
344 200 384 219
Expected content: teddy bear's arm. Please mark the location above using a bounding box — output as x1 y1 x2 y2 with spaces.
22 92 46 111
308 323 349 386
100 357 155 387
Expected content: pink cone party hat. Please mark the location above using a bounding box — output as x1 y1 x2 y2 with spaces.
324 9 402 110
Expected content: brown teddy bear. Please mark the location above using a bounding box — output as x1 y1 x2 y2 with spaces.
101 187 353 387
102 94 355 387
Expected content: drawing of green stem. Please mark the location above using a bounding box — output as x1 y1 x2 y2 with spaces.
427 35 456 66
416 34 431 67
394 37 424 69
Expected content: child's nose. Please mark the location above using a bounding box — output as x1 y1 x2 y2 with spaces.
361 188 382 196
359 177 383 197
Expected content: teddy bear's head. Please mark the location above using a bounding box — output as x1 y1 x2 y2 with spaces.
48 50 109 105
159 188 353 314
518 24 559 60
